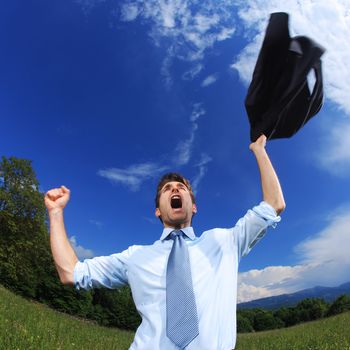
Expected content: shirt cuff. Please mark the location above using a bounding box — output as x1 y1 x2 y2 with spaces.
252 201 281 228
73 261 91 290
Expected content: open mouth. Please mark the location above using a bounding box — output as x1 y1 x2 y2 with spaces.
170 195 182 209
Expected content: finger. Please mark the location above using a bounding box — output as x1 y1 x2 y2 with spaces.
46 188 63 200
257 134 266 142
54 189 63 197
46 192 57 201
46 189 56 197
61 185 70 194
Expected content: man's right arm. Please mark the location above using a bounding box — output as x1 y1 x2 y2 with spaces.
45 186 78 285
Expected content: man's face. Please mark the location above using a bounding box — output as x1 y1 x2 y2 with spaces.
155 181 197 228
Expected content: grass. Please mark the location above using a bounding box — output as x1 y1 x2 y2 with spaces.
235 312 350 350
0 285 134 350
1 284 350 350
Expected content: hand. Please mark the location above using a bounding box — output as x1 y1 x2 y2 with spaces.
44 186 70 213
249 134 267 153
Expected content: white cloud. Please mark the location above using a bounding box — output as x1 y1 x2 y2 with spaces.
217 27 235 41
90 1 233 190
172 102 206 167
201 74 218 87
238 206 350 302
173 134 195 167
160 49 174 87
182 63 204 81
69 236 95 260
230 32 264 84
317 120 350 176
296 209 350 268
99 102 208 191
98 162 168 191
119 0 237 83
159 0 177 28
238 282 271 302
190 102 206 122
238 264 319 303
75 0 106 15
120 3 140 21
191 153 212 194
194 13 220 33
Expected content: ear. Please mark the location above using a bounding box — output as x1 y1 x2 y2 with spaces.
192 204 197 214
155 207 161 218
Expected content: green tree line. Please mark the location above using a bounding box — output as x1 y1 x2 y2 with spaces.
237 295 350 333
1 156 349 333
0 156 140 330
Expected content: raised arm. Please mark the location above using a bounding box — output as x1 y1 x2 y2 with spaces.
44 186 78 285
249 135 286 215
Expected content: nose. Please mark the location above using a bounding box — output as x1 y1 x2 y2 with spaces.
171 186 179 193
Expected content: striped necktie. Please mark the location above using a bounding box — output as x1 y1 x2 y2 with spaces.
166 230 199 349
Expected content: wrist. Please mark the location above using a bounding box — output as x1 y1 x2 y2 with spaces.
252 147 267 157
49 208 64 217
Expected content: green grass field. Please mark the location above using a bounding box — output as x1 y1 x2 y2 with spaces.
0 285 134 350
235 312 350 350
1 285 350 350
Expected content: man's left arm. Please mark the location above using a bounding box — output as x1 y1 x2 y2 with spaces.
249 134 286 215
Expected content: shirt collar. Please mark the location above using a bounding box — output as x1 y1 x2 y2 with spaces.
160 227 196 241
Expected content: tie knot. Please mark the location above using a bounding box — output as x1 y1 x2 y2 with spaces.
169 230 184 240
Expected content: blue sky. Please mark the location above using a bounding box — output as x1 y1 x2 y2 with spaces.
1 0 350 302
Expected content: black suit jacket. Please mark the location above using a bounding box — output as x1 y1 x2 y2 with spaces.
245 12 325 142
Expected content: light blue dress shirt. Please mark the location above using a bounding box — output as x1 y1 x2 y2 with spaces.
74 201 281 350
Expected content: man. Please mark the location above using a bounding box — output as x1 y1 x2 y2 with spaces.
45 134 285 350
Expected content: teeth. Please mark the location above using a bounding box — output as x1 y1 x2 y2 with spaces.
170 195 182 209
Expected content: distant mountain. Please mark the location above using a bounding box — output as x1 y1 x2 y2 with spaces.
238 282 350 310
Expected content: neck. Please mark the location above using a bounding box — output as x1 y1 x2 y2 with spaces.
163 223 191 229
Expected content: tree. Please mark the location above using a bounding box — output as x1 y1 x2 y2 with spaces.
295 298 328 322
327 294 350 316
0 156 92 314
0 156 146 329
237 313 254 333
274 307 296 327
91 287 141 330
237 308 256 326
0 157 45 296
253 308 283 331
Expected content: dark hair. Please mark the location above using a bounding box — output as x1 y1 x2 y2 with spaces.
155 172 195 208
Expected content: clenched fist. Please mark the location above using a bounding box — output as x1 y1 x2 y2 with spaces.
44 186 71 213
249 134 267 153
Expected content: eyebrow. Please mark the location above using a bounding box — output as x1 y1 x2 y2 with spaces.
161 182 187 191
162 184 171 191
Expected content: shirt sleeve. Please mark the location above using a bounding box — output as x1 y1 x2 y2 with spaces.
233 201 281 260
73 247 132 291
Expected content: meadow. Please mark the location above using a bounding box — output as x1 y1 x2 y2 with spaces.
1 285 350 350
235 311 350 350
0 285 134 350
